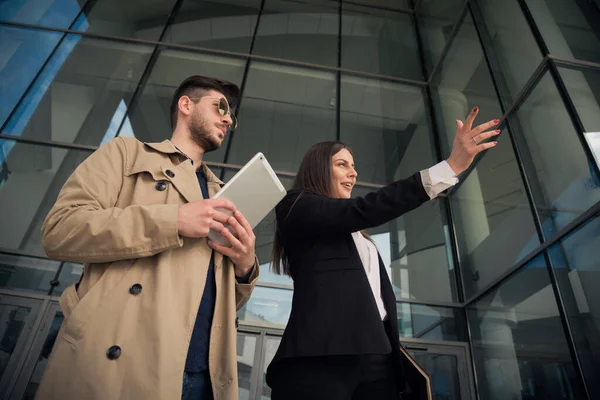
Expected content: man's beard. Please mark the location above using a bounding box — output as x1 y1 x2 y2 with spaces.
189 111 221 152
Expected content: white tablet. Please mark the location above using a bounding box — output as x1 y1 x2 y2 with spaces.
208 152 287 246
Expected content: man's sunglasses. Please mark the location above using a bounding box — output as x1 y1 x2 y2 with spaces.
188 96 237 129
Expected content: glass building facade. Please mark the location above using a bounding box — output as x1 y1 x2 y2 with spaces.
0 0 599 398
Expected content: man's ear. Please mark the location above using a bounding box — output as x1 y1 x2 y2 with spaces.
178 96 193 117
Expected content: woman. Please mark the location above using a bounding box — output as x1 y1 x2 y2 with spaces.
266 108 500 400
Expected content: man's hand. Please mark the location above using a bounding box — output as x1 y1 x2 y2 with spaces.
177 199 237 238
207 210 256 278
446 106 501 175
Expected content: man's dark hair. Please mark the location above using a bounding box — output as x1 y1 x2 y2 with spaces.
170 75 241 129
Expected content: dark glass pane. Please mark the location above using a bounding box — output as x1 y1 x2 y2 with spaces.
237 286 292 326
0 305 31 379
0 0 81 29
345 0 411 9
253 0 338 66
342 4 421 80
548 216 600 399
3 35 153 147
340 76 434 185
261 336 281 399
22 311 64 400
397 302 466 341
164 0 261 53
0 140 93 255
0 253 59 294
0 26 62 129
71 0 176 41
474 0 544 105
353 184 457 303
557 66 600 170
236 333 257 400
124 48 246 163
526 0 600 64
227 61 337 172
406 351 462 400
53 262 83 295
416 0 464 76
509 71 600 238
468 255 585 400
431 13 538 299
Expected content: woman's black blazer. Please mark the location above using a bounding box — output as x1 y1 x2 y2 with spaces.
266 172 433 399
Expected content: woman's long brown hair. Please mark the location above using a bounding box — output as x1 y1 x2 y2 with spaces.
271 141 356 275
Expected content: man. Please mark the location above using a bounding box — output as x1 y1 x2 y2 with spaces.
36 76 259 400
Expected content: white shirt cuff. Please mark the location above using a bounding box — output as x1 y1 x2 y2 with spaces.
420 161 459 199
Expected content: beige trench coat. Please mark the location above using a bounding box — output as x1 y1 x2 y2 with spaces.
36 137 259 400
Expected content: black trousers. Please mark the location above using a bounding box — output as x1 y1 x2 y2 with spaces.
269 353 399 400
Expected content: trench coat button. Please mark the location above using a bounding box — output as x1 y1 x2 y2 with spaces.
155 181 167 191
106 345 121 360
129 283 142 295
165 169 175 178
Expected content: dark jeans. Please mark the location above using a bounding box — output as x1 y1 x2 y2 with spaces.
182 371 213 400
269 353 399 400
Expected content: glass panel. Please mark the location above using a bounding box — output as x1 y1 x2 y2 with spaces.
70 0 176 41
397 303 466 342
165 0 261 53
557 66 600 170
53 262 83 295
261 336 281 399
346 0 411 9
340 76 433 185
227 61 337 172
526 0 600 64
253 0 338 66
406 351 462 400
0 0 81 29
548 216 600 399
342 4 421 80
236 334 257 400
22 311 64 400
0 140 93 255
509 70 600 238
0 305 31 380
0 26 62 129
474 0 544 105
0 253 59 294
468 255 585 400
237 286 292 326
125 48 246 163
431 12 539 299
416 0 465 76
3 35 153 147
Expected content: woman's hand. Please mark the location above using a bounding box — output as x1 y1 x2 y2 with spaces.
446 106 501 175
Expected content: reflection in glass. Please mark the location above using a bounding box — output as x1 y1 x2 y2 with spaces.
468 255 585 400
341 4 421 80
416 0 465 76
165 0 260 53
0 253 59 294
0 141 92 255
253 0 338 66
22 311 63 399
407 351 462 400
53 262 83 295
557 66 600 171
0 0 81 29
125 49 246 162
237 286 292 326
0 305 31 380
548 217 600 399
236 334 257 400
397 303 466 342
3 35 153 147
0 26 62 129
228 61 336 172
509 71 600 238
431 12 539 299
526 0 600 64
473 0 544 105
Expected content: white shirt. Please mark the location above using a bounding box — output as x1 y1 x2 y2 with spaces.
352 160 458 320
